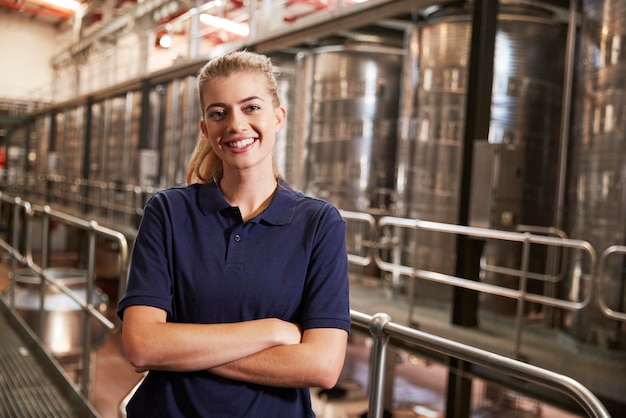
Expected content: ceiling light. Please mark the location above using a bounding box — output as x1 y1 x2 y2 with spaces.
40 0 81 11
158 34 173 48
199 14 249 37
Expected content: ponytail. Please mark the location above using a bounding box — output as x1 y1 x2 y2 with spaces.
186 134 223 185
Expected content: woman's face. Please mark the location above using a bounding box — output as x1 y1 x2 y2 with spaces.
199 72 285 177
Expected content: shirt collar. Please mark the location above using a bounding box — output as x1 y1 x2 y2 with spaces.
197 179 296 225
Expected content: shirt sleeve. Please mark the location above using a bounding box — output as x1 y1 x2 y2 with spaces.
117 193 174 320
300 203 351 333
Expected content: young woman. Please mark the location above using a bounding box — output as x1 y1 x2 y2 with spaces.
117 50 351 417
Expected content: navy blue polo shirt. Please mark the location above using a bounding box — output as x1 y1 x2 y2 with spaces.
117 180 350 417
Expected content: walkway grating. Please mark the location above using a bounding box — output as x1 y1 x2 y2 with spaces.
0 301 99 418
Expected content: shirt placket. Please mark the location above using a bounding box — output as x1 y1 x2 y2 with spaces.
225 208 245 268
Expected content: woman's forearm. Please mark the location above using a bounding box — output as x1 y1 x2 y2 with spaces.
122 306 301 372
208 328 348 389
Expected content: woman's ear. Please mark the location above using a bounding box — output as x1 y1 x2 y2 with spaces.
275 106 286 131
200 119 208 137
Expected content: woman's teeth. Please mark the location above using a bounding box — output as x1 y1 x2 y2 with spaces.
229 138 255 149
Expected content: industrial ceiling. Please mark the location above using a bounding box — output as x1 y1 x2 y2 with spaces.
0 0 78 27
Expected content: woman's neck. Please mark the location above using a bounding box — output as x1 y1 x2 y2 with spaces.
219 172 278 221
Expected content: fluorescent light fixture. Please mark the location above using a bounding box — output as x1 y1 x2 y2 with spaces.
41 0 81 11
199 13 249 37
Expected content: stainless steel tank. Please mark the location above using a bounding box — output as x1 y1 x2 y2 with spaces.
271 57 297 186
90 92 142 227
566 0 626 345
159 76 198 188
12 268 109 357
298 43 403 213
297 42 404 282
402 13 471 302
87 92 141 188
402 5 567 308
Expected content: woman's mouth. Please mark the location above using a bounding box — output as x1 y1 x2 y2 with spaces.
228 138 256 149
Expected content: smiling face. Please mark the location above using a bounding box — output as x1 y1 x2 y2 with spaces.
199 72 285 178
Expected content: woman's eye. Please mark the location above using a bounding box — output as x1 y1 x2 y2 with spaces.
208 110 225 120
245 104 261 113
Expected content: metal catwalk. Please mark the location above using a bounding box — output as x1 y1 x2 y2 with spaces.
0 301 98 418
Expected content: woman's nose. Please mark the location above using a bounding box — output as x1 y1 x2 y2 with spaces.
227 111 247 131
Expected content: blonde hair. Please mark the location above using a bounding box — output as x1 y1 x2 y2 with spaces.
186 50 282 185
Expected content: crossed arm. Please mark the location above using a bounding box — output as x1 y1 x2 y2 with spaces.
122 305 348 389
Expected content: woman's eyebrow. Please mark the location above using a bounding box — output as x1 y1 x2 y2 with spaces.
205 96 265 111
239 96 265 103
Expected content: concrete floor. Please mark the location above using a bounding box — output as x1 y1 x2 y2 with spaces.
90 323 143 418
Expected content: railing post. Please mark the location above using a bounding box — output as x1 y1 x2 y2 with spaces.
513 233 531 359
23 202 34 268
367 312 391 418
38 206 52 338
41 206 51 270
80 221 98 399
7 197 20 307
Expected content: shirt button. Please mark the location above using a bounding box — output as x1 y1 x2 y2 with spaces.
234 234 241 242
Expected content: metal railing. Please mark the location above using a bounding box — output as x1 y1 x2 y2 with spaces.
382 215 597 355
597 245 626 322
341 209 378 268
352 310 611 418
2 185 615 358
118 310 612 418
6 173 154 224
338 210 620 359
0 191 129 399
0 193 612 417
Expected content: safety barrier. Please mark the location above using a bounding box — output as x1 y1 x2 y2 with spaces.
597 245 626 323
339 210 626 359
5 173 151 225
0 191 129 398
117 310 612 418
351 310 610 418
0 193 617 417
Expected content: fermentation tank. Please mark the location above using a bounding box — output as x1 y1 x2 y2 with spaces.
269 55 297 185
566 0 626 345
401 13 471 303
298 43 403 213
77 93 142 228
297 43 403 280
402 5 567 308
158 77 198 188
12 268 109 357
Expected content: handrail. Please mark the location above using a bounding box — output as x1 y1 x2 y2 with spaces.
0 192 612 417
339 210 378 267
5 173 154 220
118 309 613 418
597 245 626 322
2 172 614 309
4 182 622 327
0 191 129 398
374 215 598 357
351 310 611 418
375 216 596 312
477 224 569 284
